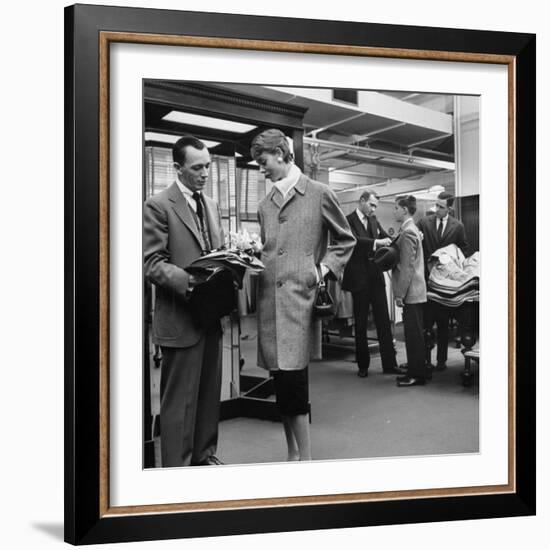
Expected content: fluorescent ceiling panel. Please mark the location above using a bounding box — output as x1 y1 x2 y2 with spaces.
162 111 257 133
144 132 220 148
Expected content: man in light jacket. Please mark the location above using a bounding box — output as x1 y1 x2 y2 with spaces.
392 195 428 387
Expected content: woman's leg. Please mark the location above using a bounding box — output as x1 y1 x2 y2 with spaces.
281 415 300 461
289 413 312 461
273 368 311 461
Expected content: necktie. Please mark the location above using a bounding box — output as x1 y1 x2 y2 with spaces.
192 192 204 223
437 218 444 242
192 192 211 251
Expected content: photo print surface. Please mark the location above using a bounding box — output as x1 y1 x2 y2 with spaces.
142 80 480 469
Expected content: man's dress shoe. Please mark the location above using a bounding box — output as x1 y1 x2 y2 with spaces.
194 455 224 466
396 376 426 387
383 365 408 375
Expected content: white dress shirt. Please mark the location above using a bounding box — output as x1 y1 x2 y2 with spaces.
175 178 200 212
273 163 301 198
357 208 382 252
355 208 369 230
437 214 449 235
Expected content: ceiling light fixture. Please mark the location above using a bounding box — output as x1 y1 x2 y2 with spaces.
144 132 220 148
162 111 257 134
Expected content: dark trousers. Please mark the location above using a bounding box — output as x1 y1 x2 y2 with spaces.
160 327 222 467
424 301 450 365
352 287 397 372
403 303 427 379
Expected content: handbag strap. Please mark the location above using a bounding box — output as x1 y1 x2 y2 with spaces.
315 265 326 289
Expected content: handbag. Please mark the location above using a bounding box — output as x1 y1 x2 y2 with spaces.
312 267 336 319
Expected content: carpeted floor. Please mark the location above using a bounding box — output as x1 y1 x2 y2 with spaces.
216 326 478 466
150 317 479 467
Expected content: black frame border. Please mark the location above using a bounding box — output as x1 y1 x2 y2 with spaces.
65 3 536 545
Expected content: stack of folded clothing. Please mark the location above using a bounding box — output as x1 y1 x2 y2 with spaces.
427 244 479 307
185 248 265 328
185 247 264 289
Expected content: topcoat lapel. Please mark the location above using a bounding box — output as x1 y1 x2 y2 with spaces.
281 186 297 210
270 187 283 209
270 174 308 211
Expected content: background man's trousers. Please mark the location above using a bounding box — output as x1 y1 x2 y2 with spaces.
403 303 428 379
424 301 450 365
352 288 397 372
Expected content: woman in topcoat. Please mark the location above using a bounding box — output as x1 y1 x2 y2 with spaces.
251 129 355 461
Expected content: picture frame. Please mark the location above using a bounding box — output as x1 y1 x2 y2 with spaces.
64 3 536 545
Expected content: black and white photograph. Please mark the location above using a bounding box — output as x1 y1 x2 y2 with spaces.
57 2 540 546
142 81 481 469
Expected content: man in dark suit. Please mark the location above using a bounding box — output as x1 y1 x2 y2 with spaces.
144 135 225 468
342 190 400 377
416 191 469 370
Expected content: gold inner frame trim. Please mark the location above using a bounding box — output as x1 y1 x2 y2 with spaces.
98 31 517 517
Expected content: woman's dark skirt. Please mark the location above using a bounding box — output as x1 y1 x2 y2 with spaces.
271 366 309 415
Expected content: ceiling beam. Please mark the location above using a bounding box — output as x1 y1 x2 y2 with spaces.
305 112 366 136
268 87 452 134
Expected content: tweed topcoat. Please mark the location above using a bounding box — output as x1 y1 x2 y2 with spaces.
257 174 355 371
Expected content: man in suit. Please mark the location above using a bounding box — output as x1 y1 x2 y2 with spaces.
417 192 469 370
392 195 428 387
342 190 401 377
144 135 225 468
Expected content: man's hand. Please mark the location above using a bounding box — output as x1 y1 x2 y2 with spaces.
187 273 199 292
395 297 404 308
375 237 392 248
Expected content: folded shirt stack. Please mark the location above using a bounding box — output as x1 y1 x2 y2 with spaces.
185 248 265 289
184 248 265 328
427 244 479 307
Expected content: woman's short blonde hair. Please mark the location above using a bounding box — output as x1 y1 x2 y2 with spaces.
250 128 293 163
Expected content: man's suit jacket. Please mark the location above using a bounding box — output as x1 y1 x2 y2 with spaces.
416 214 469 266
144 182 224 348
392 219 427 304
342 210 389 293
